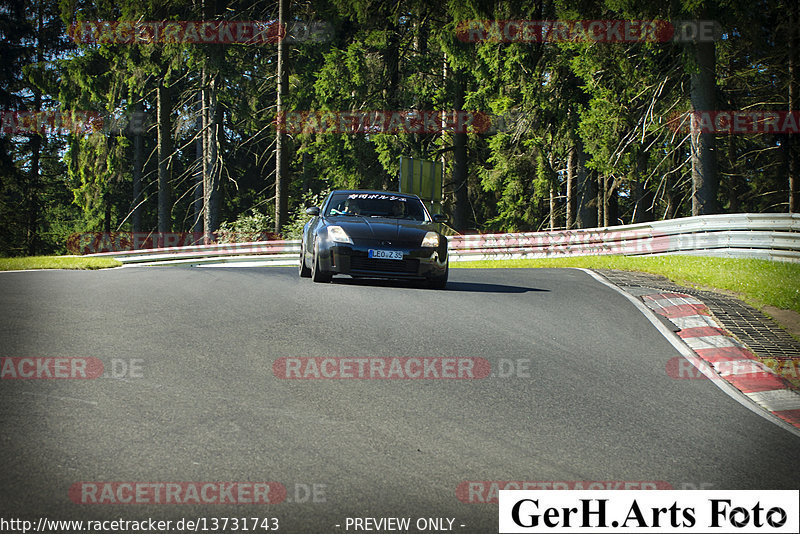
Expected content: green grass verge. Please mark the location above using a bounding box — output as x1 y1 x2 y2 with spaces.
452 255 800 314
0 256 122 271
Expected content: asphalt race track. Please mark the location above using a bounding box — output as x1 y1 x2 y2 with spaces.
1 267 798 532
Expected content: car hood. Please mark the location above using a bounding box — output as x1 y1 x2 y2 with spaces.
326 216 436 242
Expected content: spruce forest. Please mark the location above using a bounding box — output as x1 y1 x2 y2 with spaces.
1 0 798 256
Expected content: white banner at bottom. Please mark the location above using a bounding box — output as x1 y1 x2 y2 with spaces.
498 490 799 533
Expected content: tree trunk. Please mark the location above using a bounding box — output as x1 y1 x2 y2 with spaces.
25 0 44 255
104 195 111 233
202 69 210 242
452 69 468 232
575 141 596 228
724 55 740 214
566 146 575 229
789 0 799 212
664 148 682 219
690 39 719 215
203 70 220 241
631 178 654 223
27 133 41 255
157 80 171 234
632 148 654 223
301 151 311 192
727 135 739 213
193 91 203 236
382 12 399 97
382 15 400 189
211 96 222 228
607 177 618 226
631 179 643 223
548 152 557 230
413 5 427 58
132 99 143 233
274 0 290 234
598 174 605 227
664 178 676 219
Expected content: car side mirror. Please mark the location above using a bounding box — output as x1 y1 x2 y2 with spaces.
432 214 448 223
306 207 320 216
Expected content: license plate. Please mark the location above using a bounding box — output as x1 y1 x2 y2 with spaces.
368 249 403 260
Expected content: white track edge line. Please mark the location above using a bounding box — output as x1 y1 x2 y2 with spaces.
577 268 800 439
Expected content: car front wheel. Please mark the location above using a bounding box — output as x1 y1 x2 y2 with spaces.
299 242 311 278
311 238 332 283
427 263 448 289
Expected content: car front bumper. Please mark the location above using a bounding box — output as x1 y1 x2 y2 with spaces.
317 240 448 279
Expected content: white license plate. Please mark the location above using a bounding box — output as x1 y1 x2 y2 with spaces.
368 249 403 260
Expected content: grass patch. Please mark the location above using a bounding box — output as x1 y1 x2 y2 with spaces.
0 256 121 271
452 255 800 314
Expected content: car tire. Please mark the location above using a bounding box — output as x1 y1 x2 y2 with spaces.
299 242 311 278
427 263 448 289
311 238 332 283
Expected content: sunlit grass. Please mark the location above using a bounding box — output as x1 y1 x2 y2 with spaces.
453 255 800 314
0 256 121 271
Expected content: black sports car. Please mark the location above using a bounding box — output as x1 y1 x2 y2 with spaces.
299 190 449 288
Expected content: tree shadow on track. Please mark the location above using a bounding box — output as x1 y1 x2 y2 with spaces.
331 277 547 293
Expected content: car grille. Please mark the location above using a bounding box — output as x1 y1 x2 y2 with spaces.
350 256 420 274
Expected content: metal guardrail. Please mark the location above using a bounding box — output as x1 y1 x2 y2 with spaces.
447 214 800 262
87 213 800 266
96 242 301 266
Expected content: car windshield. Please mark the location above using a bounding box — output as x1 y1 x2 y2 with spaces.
326 193 428 221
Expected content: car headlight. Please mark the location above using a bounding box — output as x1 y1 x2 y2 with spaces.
327 226 353 244
421 231 440 248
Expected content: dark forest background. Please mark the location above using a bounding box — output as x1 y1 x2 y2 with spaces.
1 0 798 256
